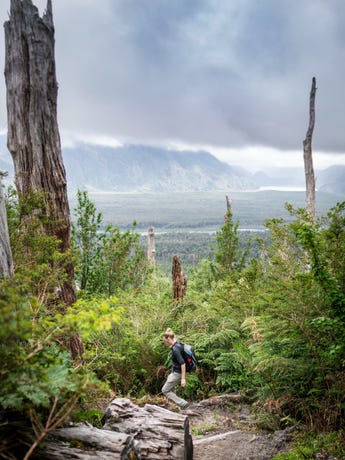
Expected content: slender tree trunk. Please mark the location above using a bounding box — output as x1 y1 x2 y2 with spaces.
147 226 156 267
303 77 316 220
225 195 231 215
0 174 13 278
172 255 187 302
4 0 82 359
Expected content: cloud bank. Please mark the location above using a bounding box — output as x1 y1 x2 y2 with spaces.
0 0 344 170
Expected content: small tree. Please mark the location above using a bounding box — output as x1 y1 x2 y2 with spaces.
322 201 345 294
72 191 149 296
6 188 73 307
89 225 148 296
215 196 248 273
72 190 103 291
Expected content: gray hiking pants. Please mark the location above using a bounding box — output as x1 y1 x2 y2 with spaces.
162 372 188 409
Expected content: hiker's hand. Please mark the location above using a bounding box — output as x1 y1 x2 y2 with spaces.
181 378 186 387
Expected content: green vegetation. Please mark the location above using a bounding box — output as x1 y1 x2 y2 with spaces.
1 189 344 458
273 430 345 459
72 190 150 296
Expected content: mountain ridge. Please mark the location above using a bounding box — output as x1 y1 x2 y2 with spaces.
61 143 256 193
0 135 344 195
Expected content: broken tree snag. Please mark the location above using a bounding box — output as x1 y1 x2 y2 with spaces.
303 77 317 220
4 0 82 359
4 1 74 297
172 255 187 301
147 226 156 267
225 194 232 219
103 398 193 460
0 174 13 278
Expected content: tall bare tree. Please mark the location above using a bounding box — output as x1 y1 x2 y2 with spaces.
4 0 82 358
303 77 317 220
0 173 13 278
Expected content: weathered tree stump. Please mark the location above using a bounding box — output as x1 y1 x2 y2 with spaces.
33 423 139 459
172 255 187 301
104 398 193 459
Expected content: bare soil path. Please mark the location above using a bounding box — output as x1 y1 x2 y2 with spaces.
185 395 294 460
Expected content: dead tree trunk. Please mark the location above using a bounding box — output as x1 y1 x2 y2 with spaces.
104 398 193 460
147 226 156 267
172 255 187 301
4 0 82 359
226 195 231 214
4 0 72 294
303 77 317 220
0 174 13 278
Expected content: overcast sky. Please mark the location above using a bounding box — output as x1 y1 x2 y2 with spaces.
0 0 345 172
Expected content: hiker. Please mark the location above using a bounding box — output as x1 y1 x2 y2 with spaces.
162 328 189 409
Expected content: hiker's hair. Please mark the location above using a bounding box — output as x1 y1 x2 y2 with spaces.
164 328 175 339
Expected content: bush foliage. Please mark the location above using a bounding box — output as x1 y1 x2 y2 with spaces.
1 189 344 457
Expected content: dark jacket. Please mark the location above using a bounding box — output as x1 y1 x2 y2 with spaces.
171 341 186 373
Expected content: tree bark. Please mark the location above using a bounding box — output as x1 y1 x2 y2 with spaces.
303 77 316 220
4 0 82 358
0 174 14 278
172 255 187 301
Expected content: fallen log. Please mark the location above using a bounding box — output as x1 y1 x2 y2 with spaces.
33 423 138 459
104 398 193 459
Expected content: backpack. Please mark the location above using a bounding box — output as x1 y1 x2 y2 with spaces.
181 343 197 372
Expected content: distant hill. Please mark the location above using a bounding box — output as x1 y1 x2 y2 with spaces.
62 143 256 193
253 167 305 188
317 165 345 195
253 165 345 196
1 139 255 192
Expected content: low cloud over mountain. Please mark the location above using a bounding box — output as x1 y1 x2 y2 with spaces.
62 143 256 193
0 135 344 196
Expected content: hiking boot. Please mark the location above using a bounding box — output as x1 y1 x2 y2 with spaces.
180 402 202 415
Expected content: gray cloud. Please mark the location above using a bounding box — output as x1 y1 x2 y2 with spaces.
0 0 344 155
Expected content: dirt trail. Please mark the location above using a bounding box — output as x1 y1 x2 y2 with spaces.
185 397 293 460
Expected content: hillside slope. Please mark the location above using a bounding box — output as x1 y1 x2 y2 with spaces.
62 143 255 192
